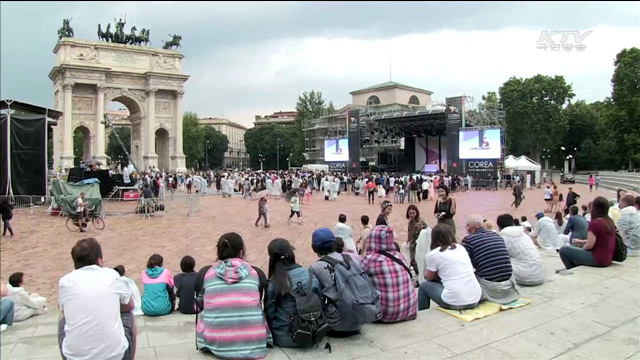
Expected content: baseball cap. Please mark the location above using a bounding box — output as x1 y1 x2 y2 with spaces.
312 228 335 247
535 212 544 219
267 238 296 260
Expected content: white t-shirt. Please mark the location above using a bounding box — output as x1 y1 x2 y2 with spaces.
75 197 85 212
426 245 482 306
544 188 553 200
422 181 429 191
58 265 133 360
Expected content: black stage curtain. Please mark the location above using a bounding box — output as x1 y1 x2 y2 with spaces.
0 115 8 195
0 114 47 195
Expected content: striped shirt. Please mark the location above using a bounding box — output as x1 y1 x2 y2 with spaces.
462 228 513 282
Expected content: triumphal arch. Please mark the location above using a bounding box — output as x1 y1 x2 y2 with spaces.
50 37 189 172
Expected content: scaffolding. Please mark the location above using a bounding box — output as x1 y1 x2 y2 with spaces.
459 96 507 171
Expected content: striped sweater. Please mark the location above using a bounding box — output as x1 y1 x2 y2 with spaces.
196 258 270 359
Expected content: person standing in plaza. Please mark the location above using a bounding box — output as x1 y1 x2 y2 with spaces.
377 200 393 226
595 174 601 191
1 198 14 237
406 205 427 275
565 187 580 211
288 193 303 225
434 186 457 235
588 174 595 192
366 178 376 204
512 181 523 209
255 195 270 228
544 185 553 213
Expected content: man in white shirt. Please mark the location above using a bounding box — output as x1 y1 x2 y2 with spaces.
58 238 136 360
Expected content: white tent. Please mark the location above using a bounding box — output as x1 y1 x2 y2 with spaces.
504 155 542 186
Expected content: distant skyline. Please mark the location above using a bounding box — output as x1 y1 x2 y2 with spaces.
1 2 639 127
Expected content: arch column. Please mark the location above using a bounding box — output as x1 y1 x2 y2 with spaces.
61 82 75 169
94 84 107 165
172 89 186 172
143 88 159 170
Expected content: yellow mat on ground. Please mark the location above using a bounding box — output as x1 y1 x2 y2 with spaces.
436 298 531 322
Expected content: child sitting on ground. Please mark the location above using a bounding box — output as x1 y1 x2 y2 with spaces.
174 256 199 314
114 265 143 315
6 272 47 322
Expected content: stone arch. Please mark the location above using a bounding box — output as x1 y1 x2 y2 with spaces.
409 95 420 105
155 127 171 171
73 124 92 165
367 95 381 106
105 93 146 170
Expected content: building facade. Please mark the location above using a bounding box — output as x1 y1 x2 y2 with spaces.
199 117 249 169
254 110 297 127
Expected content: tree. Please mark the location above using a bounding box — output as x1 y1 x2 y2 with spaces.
295 90 327 127
73 130 84 167
244 124 299 170
609 47 640 168
562 100 602 170
106 126 131 167
183 111 205 169
203 126 229 169
499 75 574 162
481 91 498 106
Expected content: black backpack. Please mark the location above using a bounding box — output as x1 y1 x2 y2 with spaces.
288 269 329 347
613 230 627 262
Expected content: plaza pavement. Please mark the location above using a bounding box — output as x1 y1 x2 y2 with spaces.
0 253 638 360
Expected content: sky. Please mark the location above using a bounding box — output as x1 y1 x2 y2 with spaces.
1 1 639 127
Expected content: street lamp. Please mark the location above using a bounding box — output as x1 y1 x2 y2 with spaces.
287 153 291 170
258 153 264 171
276 138 281 170
205 141 210 170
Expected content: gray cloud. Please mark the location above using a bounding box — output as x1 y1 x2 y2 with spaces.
1 1 638 126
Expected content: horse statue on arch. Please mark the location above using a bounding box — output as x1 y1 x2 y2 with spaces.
57 18 74 40
125 26 138 45
97 23 113 42
162 34 182 50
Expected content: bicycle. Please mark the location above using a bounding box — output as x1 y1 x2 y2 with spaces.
65 209 105 232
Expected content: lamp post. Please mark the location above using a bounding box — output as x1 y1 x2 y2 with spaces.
560 146 568 174
258 153 264 171
571 147 577 174
276 138 281 171
287 153 291 170
205 141 210 170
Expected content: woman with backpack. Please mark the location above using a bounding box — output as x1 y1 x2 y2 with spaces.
265 238 325 348
361 225 418 323
141 254 175 316
196 233 271 359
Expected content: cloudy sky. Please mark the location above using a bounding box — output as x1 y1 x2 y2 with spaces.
1 1 638 127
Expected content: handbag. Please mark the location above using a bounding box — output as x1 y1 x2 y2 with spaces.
613 230 627 262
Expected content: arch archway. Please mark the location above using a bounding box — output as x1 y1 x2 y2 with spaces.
367 95 381 106
409 95 420 105
73 125 92 166
105 95 144 171
155 127 171 171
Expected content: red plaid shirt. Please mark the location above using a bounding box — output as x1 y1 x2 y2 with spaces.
361 225 417 323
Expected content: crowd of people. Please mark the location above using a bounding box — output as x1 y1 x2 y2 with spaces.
1 167 639 360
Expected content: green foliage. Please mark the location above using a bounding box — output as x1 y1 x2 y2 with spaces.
183 111 229 170
73 130 84 167
183 111 205 169
499 74 575 161
610 47 640 166
295 90 327 127
203 126 229 169
244 124 300 169
481 91 498 105
106 127 131 167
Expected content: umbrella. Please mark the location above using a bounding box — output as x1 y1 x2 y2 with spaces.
284 188 300 202
254 189 270 200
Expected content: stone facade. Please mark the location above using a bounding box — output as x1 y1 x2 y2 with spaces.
199 117 249 169
350 81 433 108
49 38 189 172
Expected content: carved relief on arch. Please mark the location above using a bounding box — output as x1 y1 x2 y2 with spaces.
155 101 172 116
72 97 95 113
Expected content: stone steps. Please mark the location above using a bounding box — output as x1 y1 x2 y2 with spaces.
574 174 640 193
